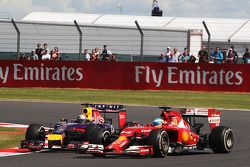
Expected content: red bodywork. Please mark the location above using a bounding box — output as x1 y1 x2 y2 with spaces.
80 108 221 156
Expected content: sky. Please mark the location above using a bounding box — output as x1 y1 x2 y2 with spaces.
0 0 250 19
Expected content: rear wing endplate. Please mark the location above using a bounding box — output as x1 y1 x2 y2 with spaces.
180 108 221 129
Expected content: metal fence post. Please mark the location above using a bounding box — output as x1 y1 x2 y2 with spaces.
11 19 20 60
74 20 82 60
135 20 144 61
202 21 211 59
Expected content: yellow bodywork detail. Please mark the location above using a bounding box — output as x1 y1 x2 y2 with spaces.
47 134 63 143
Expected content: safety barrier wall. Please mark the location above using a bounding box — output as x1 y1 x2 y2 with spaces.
0 60 249 92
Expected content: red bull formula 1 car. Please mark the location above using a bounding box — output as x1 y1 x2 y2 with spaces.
78 107 234 157
21 104 127 151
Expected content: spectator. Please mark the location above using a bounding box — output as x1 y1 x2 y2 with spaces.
243 48 250 64
179 48 190 63
198 46 209 63
26 55 31 60
91 48 100 61
41 43 50 56
51 47 60 60
95 47 100 59
226 48 235 64
165 47 171 62
110 54 117 62
43 43 50 52
91 49 96 61
35 43 43 60
230 45 238 63
159 52 167 62
82 49 90 61
211 47 224 64
168 48 180 63
188 54 197 63
41 49 51 60
102 45 112 61
19 53 26 60
31 50 39 60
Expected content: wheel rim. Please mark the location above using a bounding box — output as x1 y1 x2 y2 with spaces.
101 131 110 145
225 130 234 149
160 132 169 154
39 128 46 141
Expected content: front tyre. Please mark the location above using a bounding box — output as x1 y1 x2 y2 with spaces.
147 129 169 158
25 124 46 141
209 126 234 153
88 128 110 145
88 128 110 157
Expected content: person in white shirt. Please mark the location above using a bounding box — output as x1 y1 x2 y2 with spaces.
41 49 51 60
31 50 39 60
83 49 90 61
168 48 180 63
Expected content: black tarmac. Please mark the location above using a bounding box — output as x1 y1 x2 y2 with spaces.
0 101 249 167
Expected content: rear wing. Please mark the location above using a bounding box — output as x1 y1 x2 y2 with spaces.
180 108 211 117
81 103 126 112
179 108 221 129
81 103 126 129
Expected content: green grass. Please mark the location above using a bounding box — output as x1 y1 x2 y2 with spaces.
0 88 250 110
0 127 25 149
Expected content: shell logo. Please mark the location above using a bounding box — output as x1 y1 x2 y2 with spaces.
182 131 189 143
118 136 127 141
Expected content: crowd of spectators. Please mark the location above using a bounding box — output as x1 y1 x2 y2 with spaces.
159 45 250 64
20 43 118 62
159 47 196 63
20 43 61 61
83 45 117 62
18 43 250 64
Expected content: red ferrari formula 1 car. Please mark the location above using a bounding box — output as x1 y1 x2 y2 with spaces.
78 107 234 157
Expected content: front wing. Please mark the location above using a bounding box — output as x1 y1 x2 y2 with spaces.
78 144 154 156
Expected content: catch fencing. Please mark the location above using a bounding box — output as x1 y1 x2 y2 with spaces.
0 19 200 61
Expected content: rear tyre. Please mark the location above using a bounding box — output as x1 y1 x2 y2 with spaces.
147 129 169 158
84 123 99 141
209 126 234 153
25 124 46 141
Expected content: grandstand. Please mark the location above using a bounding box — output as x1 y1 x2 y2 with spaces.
0 12 250 61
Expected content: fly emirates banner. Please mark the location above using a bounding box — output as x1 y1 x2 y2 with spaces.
0 60 249 92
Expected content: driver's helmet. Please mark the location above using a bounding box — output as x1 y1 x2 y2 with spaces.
77 114 87 122
152 118 163 126
82 107 93 121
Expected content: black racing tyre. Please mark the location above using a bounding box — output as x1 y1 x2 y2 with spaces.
147 129 169 158
25 124 46 141
209 126 234 153
88 128 110 145
84 123 99 141
88 128 110 157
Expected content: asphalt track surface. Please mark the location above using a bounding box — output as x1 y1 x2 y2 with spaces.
0 101 250 167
